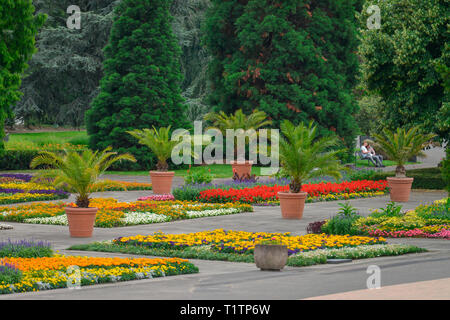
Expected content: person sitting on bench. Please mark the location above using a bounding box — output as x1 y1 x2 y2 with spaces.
361 140 384 167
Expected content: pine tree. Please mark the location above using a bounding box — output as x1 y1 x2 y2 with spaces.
204 0 360 147
86 0 190 169
0 0 45 149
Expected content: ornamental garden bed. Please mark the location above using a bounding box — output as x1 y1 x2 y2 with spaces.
69 229 425 267
0 198 253 227
0 174 152 205
318 198 450 239
0 239 198 295
174 180 389 205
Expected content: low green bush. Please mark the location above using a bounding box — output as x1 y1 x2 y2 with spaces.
321 202 362 235
371 168 445 190
0 150 39 170
442 148 449 192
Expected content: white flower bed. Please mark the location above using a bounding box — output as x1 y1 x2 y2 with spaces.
121 212 170 225
185 208 240 219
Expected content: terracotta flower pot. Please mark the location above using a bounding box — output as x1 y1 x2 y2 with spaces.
254 244 288 271
65 207 98 238
278 191 308 219
150 171 175 194
230 160 253 177
387 177 414 202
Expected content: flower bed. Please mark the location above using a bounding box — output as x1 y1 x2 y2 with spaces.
0 254 198 295
0 174 69 204
70 229 425 267
0 198 253 228
0 174 152 204
197 180 388 204
320 198 450 239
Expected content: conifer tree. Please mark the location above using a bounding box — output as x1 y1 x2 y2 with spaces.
0 0 45 150
86 0 189 169
204 0 360 147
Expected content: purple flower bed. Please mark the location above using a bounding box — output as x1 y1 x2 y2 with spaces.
0 239 53 258
0 174 33 182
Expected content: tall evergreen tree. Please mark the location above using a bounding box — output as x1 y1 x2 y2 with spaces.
0 0 45 149
204 0 360 147
86 0 190 169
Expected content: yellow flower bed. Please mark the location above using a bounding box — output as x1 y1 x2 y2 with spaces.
115 229 386 255
0 255 197 294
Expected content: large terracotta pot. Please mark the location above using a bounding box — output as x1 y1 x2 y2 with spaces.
230 160 253 177
254 244 288 271
278 191 308 219
150 171 175 194
387 177 414 202
65 207 98 238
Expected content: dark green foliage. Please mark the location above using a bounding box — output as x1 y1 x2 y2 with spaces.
86 0 190 169
372 168 446 190
0 150 40 170
358 0 449 141
0 0 46 149
369 202 403 219
442 147 450 192
204 0 360 147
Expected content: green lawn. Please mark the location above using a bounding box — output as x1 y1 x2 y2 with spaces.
6 131 88 149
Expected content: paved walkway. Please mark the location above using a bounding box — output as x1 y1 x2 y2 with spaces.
0 191 449 300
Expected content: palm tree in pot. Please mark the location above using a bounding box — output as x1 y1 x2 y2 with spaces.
30 147 136 237
128 126 182 194
373 126 436 202
204 109 272 177
278 120 343 219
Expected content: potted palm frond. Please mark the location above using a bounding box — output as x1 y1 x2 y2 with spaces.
278 120 343 219
30 147 136 237
128 126 180 194
373 126 436 202
204 109 272 177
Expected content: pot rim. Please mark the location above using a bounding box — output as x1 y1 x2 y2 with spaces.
229 160 254 165
149 171 175 175
387 176 414 181
277 191 308 197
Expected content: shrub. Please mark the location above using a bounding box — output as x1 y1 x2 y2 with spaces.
348 169 378 181
372 168 445 190
442 147 449 192
322 202 362 235
184 168 213 185
306 221 327 234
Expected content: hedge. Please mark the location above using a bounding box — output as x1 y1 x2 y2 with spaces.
372 168 446 190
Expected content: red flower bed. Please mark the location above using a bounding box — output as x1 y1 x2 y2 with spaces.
198 180 388 204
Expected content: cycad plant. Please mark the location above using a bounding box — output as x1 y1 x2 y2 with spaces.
279 120 343 193
204 109 272 160
204 109 272 132
30 147 136 208
127 126 181 171
373 126 436 177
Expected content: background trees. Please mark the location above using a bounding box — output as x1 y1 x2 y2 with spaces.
0 0 45 149
204 0 361 148
358 0 449 142
85 0 190 169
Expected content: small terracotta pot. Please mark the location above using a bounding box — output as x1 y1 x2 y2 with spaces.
278 191 308 219
387 177 414 202
230 160 253 177
150 171 175 194
254 244 288 271
65 207 98 238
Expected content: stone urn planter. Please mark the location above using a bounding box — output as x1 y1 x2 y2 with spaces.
150 171 175 194
387 177 414 202
230 160 253 178
277 191 308 219
254 244 288 271
65 207 98 238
